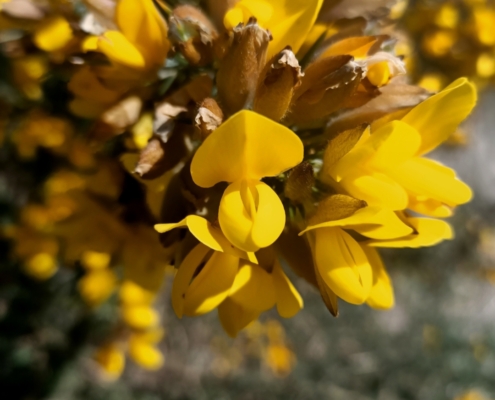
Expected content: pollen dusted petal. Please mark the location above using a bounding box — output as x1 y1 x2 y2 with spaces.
402 78 477 155
98 31 146 69
228 263 277 313
314 227 372 305
183 251 239 316
171 243 210 318
191 110 303 187
273 261 304 318
369 218 453 248
363 246 394 310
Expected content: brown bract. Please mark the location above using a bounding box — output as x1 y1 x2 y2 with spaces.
284 162 315 205
287 55 365 126
169 5 218 65
253 47 303 122
308 194 367 225
216 18 272 115
195 98 224 139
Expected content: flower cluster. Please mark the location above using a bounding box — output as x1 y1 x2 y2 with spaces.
0 0 477 379
401 0 495 90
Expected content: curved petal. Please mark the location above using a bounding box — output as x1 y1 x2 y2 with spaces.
389 157 472 207
33 16 73 52
401 78 477 155
219 180 286 252
171 243 210 318
155 215 247 258
362 246 394 310
314 227 372 305
368 217 453 248
301 206 412 239
183 251 240 316
408 197 453 218
228 262 276 313
273 260 304 318
191 110 303 187
339 170 409 211
98 31 146 69
218 297 259 338
330 121 421 181
115 0 169 68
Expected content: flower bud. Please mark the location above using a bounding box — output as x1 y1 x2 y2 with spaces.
253 47 303 121
217 18 271 115
195 97 223 139
169 5 218 65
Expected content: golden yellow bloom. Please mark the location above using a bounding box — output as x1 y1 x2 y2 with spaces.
33 15 73 52
128 328 164 370
191 110 303 252
94 343 126 380
78 269 117 307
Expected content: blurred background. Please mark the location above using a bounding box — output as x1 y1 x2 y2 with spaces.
3 1 495 399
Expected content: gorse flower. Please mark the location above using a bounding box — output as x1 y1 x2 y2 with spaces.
0 0 478 377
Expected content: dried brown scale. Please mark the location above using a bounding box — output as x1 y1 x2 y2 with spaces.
195 97 224 139
216 18 271 115
308 194 367 226
253 47 303 121
284 162 315 205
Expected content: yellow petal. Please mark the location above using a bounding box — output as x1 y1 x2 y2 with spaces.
339 170 409 210
155 215 246 258
272 260 303 318
218 297 259 338
115 0 169 68
128 336 164 370
302 206 413 240
266 0 324 58
330 121 421 181
314 227 372 305
122 305 159 330
401 78 477 155
183 251 239 316
171 243 210 318
98 31 146 69
82 35 99 52
191 110 303 187
33 15 73 52
319 36 377 60
389 157 472 207
369 217 453 248
408 197 453 218
219 180 286 252
362 247 394 310
228 262 276 313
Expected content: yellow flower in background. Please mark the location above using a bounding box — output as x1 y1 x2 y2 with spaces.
324 78 476 217
128 328 165 370
223 0 323 58
191 110 303 252
94 343 126 381
78 268 118 307
90 0 170 70
33 15 74 52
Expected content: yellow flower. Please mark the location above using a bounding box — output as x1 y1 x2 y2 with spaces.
94 343 126 380
218 258 303 338
93 0 170 70
223 0 323 58
23 252 58 281
122 305 159 330
78 269 117 307
155 215 302 333
128 328 165 370
300 206 411 305
323 78 476 217
190 110 303 252
33 15 73 52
